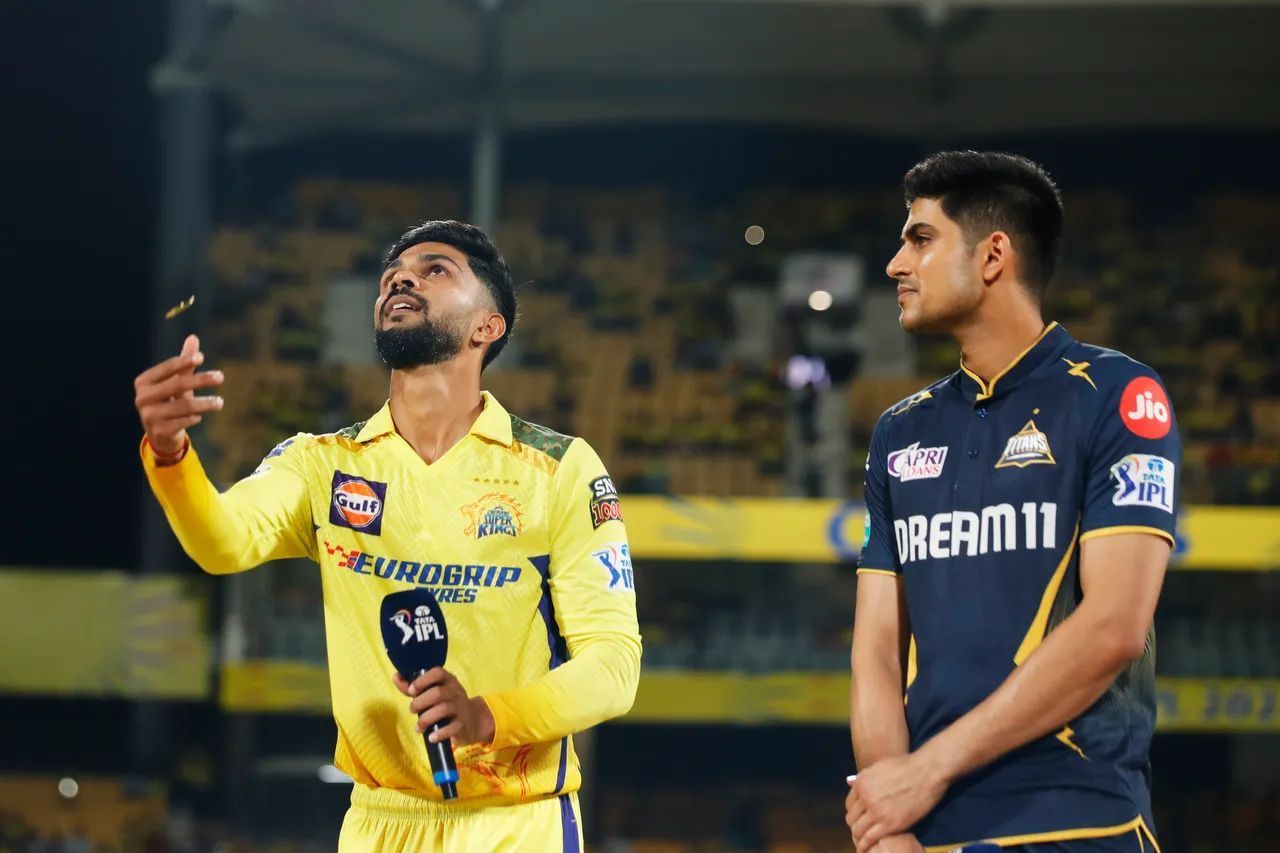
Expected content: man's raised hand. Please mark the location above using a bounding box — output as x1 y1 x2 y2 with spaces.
134 334 224 457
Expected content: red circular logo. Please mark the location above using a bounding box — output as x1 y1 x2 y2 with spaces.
1118 376 1172 439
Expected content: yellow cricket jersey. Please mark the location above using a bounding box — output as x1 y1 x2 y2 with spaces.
141 391 641 808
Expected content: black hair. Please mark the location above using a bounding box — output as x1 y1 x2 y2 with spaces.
384 220 517 369
903 151 1063 293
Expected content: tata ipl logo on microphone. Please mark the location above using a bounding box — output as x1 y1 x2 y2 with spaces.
390 605 445 645
330 471 389 535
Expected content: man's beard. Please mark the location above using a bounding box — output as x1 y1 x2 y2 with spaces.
375 315 466 369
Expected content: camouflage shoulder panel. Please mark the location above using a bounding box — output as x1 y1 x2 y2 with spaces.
333 420 368 440
509 414 576 462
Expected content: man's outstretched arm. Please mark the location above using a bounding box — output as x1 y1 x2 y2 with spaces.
136 334 314 574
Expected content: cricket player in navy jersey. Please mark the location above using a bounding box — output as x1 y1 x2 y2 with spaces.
845 152 1180 852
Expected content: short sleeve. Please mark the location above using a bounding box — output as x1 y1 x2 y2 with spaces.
1079 369 1181 547
858 415 902 576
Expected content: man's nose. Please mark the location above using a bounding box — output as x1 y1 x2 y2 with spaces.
391 272 419 291
886 248 909 280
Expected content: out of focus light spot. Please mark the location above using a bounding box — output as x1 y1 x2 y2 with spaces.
744 225 765 245
808 289 833 311
318 764 353 784
58 777 79 799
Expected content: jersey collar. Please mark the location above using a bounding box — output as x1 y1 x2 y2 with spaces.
957 321 1073 403
353 390 513 446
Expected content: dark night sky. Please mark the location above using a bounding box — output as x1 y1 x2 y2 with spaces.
3 2 164 569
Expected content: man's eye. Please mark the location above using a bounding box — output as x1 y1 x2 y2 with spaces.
428 264 447 276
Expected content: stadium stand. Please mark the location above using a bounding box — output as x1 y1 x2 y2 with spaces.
203 180 1280 506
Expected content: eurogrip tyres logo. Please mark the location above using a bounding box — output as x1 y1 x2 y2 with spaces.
330 471 388 535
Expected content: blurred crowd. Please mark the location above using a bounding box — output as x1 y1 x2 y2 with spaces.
204 180 1279 504
201 178 1280 681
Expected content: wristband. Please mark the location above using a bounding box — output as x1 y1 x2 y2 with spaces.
148 436 190 465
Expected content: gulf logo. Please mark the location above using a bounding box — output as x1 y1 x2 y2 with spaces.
329 471 389 535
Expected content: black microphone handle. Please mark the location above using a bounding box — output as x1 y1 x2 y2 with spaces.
413 668 458 800
423 723 459 800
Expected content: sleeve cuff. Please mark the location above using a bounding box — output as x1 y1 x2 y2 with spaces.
140 435 191 468
856 567 901 578
1079 525 1175 547
479 693 518 751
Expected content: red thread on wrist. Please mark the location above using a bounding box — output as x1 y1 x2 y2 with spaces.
148 436 190 464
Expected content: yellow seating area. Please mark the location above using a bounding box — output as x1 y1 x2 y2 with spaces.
202 181 1279 504
0 775 166 848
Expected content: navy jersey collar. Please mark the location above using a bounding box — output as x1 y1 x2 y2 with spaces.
957 322 1073 403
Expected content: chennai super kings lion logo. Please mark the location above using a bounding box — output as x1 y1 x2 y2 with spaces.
461 493 525 539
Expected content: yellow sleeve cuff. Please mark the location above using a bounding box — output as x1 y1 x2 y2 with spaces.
856 567 900 578
480 692 521 751
1079 525 1175 547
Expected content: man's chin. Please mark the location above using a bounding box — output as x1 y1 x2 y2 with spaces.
380 313 425 329
899 308 950 335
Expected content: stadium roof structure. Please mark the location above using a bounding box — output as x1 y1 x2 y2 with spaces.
195 0 1280 145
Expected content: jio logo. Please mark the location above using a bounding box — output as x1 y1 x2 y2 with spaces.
1120 376 1172 440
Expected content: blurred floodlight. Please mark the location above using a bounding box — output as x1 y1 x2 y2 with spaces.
318 764 354 784
808 289 833 311
744 225 765 245
58 777 79 799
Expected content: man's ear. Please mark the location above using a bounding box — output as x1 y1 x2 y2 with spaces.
980 231 1012 286
475 311 506 346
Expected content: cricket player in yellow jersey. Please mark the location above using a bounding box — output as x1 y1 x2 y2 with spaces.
133 221 641 851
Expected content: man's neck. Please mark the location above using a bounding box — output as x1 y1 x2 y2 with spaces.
954 298 1047 385
387 361 484 465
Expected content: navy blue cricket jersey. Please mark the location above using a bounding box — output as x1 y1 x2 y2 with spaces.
858 322 1180 849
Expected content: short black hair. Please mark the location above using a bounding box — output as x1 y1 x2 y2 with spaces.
903 151 1063 292
384 220 517 369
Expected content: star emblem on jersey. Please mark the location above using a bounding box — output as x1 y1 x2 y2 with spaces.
890 390 933 417
460 493 525 539
994 420 1056 469
1062 358 1097 390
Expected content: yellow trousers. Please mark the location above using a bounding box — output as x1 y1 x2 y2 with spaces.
339 784 582 852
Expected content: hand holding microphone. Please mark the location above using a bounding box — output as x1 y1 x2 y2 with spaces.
394 668 495 748
381 588 493 800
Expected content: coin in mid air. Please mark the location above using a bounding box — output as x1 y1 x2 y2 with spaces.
165 294 196 320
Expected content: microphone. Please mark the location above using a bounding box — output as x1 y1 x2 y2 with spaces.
379 588 458 800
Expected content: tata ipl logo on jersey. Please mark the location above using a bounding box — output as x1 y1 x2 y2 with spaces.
390 605 445 645
460 493 524 539
1110 454 1175 513
592 542 635 592
995 420 1056 469
329 471 388 535
887 442 948 482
